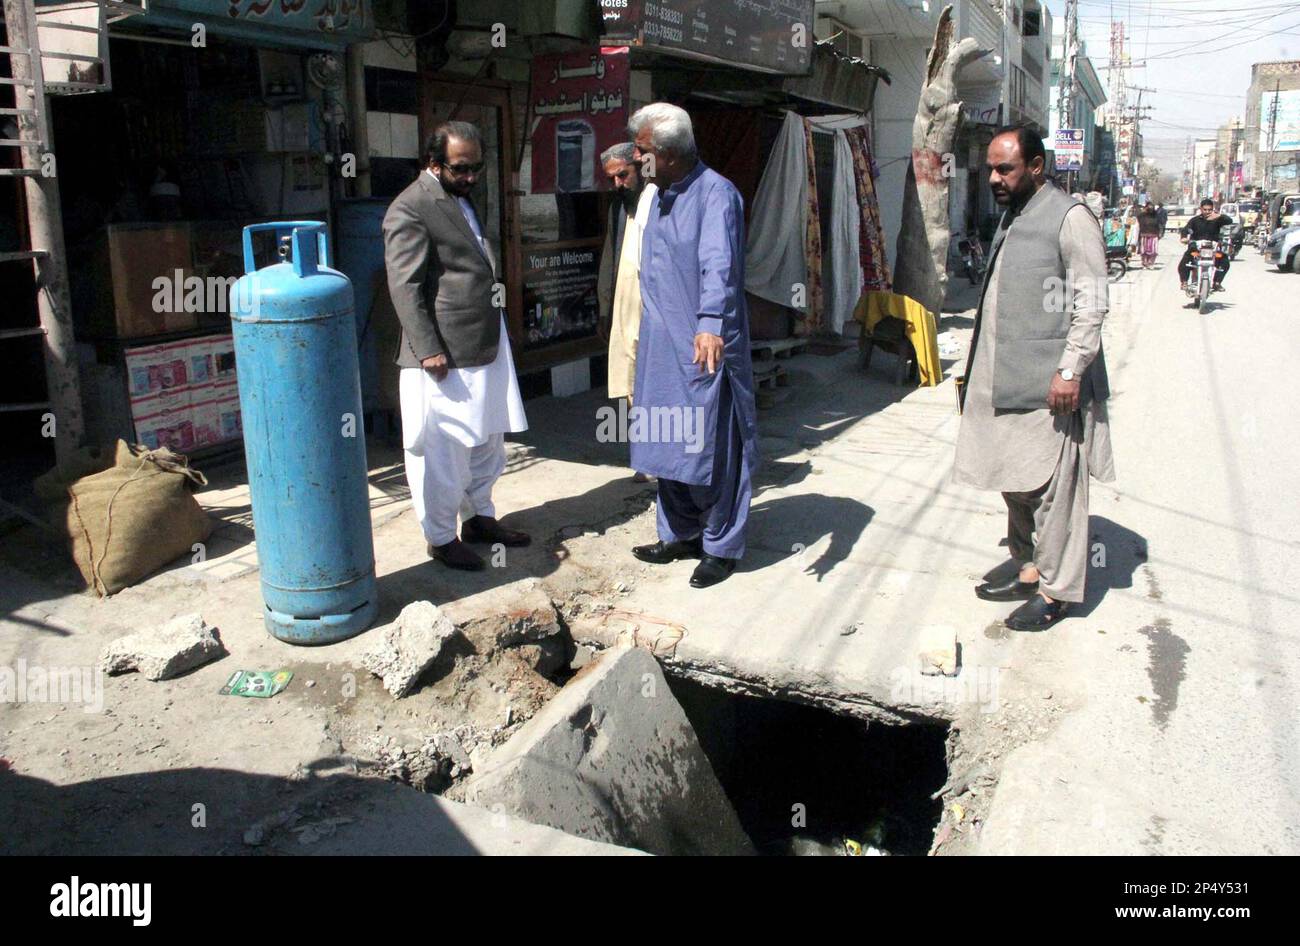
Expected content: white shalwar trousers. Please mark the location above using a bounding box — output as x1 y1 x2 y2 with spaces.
404 431 507 547
398 316 528 547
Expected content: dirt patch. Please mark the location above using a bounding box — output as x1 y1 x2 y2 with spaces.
927 692 1067 855
328 603 577 796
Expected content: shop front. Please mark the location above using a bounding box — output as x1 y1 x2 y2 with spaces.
50 1 374 457
404 0 842 391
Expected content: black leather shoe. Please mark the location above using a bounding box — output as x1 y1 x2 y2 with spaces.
462 515 531 547
1004 595 1068 631
689 554 736 588
632 538 702 564
975 575 1040 601
428 538 486 571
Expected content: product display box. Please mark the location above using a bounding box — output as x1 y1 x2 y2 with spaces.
124 334 239 450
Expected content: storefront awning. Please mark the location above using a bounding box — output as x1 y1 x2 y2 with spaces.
649 42 890 116
105 0 375 51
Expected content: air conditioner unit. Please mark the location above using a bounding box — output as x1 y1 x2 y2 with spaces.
34 1 147 94
815 15 865 61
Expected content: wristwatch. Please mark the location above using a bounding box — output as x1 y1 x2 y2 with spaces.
1058 368 1076 382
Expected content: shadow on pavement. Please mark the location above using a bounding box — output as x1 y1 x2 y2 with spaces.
0 760 488 856
372 476 658 623
1074 515 1147 617
747 493 875 582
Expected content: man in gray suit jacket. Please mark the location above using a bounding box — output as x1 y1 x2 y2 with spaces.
383 121 529 571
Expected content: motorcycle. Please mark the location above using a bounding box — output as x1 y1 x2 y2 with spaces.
957 234 987 286
1183 239 1226 313
1223 221 1245 259
1105 243 1129 280
1257 220 1272 254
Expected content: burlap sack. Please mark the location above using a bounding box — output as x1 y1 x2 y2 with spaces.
66 440 214 596
33 444 114 502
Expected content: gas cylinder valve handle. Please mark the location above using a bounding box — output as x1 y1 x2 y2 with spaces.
242 221 332 277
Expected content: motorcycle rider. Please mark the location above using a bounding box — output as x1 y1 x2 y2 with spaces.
1178 197 1233 292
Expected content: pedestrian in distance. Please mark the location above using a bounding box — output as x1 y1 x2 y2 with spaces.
1137 202 1162 268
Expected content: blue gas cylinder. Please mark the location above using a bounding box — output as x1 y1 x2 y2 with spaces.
229 222 377 644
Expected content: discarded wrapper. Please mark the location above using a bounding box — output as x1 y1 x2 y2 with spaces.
219 669 293 698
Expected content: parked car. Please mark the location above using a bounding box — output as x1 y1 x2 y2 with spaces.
1266 224 1300 273
1165 204 1194 233
1235 198 1262 231
1281 194 1300 229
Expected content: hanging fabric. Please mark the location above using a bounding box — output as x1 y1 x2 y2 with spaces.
825 129 862 336
744 111 809 315
845 125 892 293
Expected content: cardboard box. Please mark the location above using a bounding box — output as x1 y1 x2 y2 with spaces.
125 335 238 448
124 339 195 398
189 389 221 447
94 224 197 339
216 388 243 443
132 387 195 452
203 334 237 382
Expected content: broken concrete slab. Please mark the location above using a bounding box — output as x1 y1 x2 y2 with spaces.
444 579 562 648
100 613 224 681
358 601 458 698
462 645 755 856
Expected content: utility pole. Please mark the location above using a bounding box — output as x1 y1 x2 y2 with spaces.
0 0 84 465
1128 85 1155 198
1265 79 1280 193
1057 0 1079 192
1107 19 1128 204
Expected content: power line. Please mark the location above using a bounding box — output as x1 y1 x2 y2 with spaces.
1121 9 1300 64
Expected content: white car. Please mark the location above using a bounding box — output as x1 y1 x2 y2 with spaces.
1281 195 1300 230
1165 205 1194 233
1266 224 1300 272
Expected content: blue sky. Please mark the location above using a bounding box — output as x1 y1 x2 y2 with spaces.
1044 0 1300 173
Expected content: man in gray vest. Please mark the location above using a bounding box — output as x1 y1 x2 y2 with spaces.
954 125 1115 631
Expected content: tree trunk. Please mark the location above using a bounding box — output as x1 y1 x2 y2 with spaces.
892 5 989 316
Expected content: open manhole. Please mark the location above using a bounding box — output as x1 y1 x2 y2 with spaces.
668 675 949 856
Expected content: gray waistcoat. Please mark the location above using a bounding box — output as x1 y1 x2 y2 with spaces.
969 184 1110 411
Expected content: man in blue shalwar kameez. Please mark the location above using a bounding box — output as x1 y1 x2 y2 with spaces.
626 103 758 588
